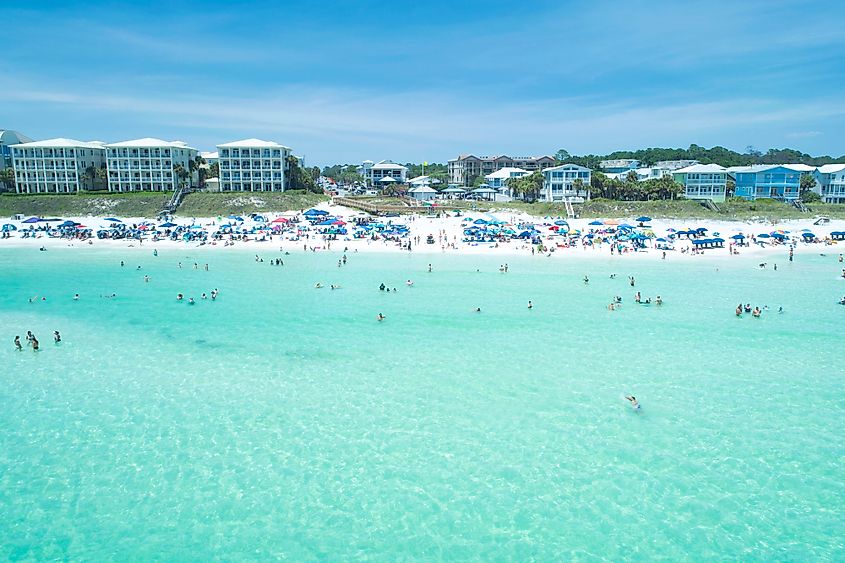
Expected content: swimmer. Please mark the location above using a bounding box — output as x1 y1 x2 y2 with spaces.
121 261 125 267
528 300 533 309
475 307 481 312
14 336 22 351
177 293 183 301
26 331 34 343
752 307 761 318
406 279 414 286
314 283 323 289
607 302 616 311
779 306 785 313
188 297 195 305
201 293 207 299
53 330 61 343
32 338 39 351
736 305 743 316
377 313 385 321
428 263 432 272
655 295 662 305
625 396 640 410
583 275 589 284
144 275 150 282
73 293 80 300
379 283 386 291
153 249 158 256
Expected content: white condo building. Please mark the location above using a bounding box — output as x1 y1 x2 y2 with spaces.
105 138 198 192
217 139 291 192
12 138 107 193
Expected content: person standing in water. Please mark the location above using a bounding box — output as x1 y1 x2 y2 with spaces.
53 331 61 343
14 336 22 351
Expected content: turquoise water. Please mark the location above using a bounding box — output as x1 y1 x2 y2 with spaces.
1 246 844 560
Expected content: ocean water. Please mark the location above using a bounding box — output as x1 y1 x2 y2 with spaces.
1 245 843 560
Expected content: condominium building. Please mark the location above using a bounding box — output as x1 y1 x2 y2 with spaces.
814 164 845 203
105 138 198 192
728 164 814 201
448 154 555 186
672 164 728 202
217 139 291 192
358 160 408 186
542 164 591 202
11 138 106 193
1 129 33 169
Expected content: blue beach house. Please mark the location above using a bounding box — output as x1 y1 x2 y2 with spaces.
728 164 814 201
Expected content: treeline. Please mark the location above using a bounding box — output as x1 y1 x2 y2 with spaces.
556 145 845 169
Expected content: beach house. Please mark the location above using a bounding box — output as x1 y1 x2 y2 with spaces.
672 163 728 202
105 138 198 192
358 160 408 187
485 167 530 197
541 164 591 202
599 159 640 174
11 138 106 193
813 164 845 203
1 130 33 170
217 139 291 192
448 154 555 186
728 164 814 201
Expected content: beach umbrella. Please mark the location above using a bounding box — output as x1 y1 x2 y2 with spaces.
104 217 122 222
59 220 77 227
588 220 603 226
604 219 619 226
636 216 652 222
228 215 244 221
159 222 178 228
22 217 40 224
757 233 771 238
802 232 816 238
271 217 289 223
2 224 17 231
666 228 676 232
730 234 745 240
618 224 634 230
554 220 568 226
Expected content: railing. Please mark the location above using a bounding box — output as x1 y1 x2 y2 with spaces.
793 200 809 213
333 196 433 215
564 198 575 219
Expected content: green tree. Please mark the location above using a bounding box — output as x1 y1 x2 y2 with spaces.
799 173 818 201
0 167 16 192
191 155 207 188
287 156 321 193
207 162 220 179
173 163 189 192
554 149 571 163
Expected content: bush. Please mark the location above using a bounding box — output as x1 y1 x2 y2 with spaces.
801 191 822 203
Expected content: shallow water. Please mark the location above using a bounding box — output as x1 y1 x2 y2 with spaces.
1 246 844 560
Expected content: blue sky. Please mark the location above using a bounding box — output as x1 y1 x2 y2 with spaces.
1 0 844 165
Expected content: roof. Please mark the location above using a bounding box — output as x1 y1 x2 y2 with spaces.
107 138 197 150
675 164 727 173
0 130 34 145
200 151 218 159
544 163 591 173
372 161 407 170
817 164 845 174
11 138 105 149
727 164 814 174
411 185 437 193
216 138 291 149
485 167 529 179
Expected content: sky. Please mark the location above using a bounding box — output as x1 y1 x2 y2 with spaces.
1 0 844 166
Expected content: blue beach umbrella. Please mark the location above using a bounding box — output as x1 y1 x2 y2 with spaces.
588 220 603 226
802 232 816 238
22 217 40 224
554 220 569 226
757 233 771 238
159 222 178 228
731 234 745 240
636 216 652 222
104 217 122 222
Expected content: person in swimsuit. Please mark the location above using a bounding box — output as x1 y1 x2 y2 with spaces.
14 336 22 351
53 331 61 343
625 396 640 409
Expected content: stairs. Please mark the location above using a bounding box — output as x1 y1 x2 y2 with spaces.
162 184 192 214
699 199 720 212
564 198 575 219
793 200 809 213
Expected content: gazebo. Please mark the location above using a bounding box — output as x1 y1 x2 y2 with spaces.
409 185 437 201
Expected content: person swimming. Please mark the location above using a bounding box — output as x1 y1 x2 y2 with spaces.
32 338 39 351
379 283 386 291
377 313 385 321
736 304 743 316
528 300 533 309
53 331 61 343
752 307 761 318
406 279 414 286
188 297 195 305
655 295 662 305
14 336 22 351
201 293 207 299
625 396 640 410
314 283 323 288
177 293 183 301
73 293 80 300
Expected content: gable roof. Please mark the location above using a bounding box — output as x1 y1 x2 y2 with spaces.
12 138 105 149
216 138 291 149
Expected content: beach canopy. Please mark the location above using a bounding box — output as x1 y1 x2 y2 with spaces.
59 220 78 227
588 220 603 226
636 216 652 222
473 187 497 193
2 223 17 231
757 233 771 238
802 232 816 238
271 217 289 223
304 209 328 216
442 187 466 193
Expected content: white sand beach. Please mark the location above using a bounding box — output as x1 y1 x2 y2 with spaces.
3 200 845 262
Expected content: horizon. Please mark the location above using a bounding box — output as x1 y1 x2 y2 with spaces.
2 0 844 167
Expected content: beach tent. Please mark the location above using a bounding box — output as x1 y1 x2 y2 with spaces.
59 220 78 227
831 231 845 241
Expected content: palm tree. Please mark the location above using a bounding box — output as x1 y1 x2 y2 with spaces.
83 166 98 192
193 155 207 189
95 166 108 191
0 167 16 193
172 163 189 193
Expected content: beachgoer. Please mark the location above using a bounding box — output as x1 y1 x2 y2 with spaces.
625 396 640 410
406 279 413 286
53 331 61 343
14 336 22 350
73 293 79 300
377 313 385 321
201 293 207 299
736 305 743 316
752 307 761 318
475 307 481 312
26 331 34 342
656 296 662 305
32 338 39 351
528 300 533 309
188 297 195 305
315 283 323 288
177 293 183 301
379 283 385 291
